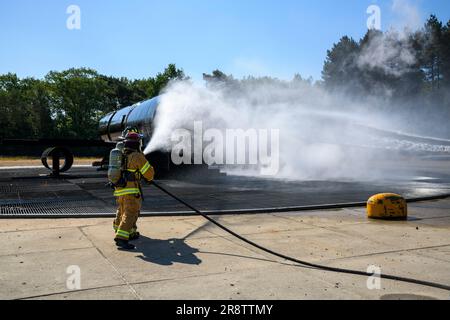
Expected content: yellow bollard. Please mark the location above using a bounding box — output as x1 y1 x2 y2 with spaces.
367 193 407 220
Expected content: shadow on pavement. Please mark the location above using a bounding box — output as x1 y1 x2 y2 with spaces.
133 235 202 266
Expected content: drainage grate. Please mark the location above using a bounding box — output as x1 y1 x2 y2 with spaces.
0 198 115 216
0 183 82 194
0 185 21 193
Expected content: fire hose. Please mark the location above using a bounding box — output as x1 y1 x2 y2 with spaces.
151 181 450 292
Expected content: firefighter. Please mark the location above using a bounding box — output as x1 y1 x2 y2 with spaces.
113 130 154 250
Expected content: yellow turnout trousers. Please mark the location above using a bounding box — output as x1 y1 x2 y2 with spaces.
113 194 142 240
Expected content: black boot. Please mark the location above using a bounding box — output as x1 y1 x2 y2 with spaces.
129 232 140 241
115 238 135 250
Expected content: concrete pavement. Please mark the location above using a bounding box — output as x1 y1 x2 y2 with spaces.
1 199 449 300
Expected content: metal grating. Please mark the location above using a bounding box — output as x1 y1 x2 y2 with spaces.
2 166 450 217
0 183 82 194
0 185 21 193
0 198 115 216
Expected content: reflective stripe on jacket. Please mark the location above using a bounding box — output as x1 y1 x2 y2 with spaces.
114 151 155 197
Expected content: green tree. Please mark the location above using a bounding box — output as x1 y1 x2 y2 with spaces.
0 73 21 139
203 69 231 83
421 15 444 91
152 63 186 96
21 78 54 138
45 68 110 139
99 76 135 109
440 20 450 89
202 69 239 92
125 64 186 103
322 36 360 91
0 74 53 140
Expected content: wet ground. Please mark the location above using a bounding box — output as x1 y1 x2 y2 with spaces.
1 154 450 217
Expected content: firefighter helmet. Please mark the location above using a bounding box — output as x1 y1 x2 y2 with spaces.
124 131 143 151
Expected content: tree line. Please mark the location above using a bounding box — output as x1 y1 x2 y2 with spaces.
324 15 449 93
0 64 185 140
321 14 450 137
0 15 449 141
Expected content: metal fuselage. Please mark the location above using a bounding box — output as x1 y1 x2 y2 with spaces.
99 96 161 146
99 95 175 175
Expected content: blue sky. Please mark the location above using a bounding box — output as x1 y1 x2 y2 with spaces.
0 0 449 82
